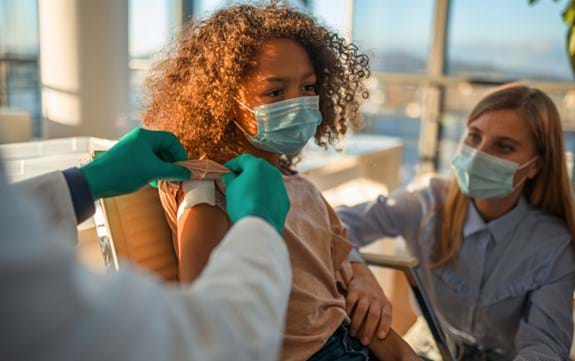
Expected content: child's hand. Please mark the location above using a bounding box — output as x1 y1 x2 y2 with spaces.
346 262 392 346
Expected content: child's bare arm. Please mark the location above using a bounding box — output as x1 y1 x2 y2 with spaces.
368 329 421 361
345 262 392 344
177 204 230 283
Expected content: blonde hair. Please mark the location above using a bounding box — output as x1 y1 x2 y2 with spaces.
433 84 575 268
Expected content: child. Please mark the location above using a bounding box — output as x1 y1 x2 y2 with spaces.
143 4 418 361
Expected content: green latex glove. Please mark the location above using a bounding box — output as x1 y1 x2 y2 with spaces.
80 128 191 199
222 154 290 234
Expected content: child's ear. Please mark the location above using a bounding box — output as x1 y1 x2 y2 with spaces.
231 103 241 122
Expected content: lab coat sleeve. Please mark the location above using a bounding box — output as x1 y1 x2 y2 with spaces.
514 242 575 361
12 171 79 245
1 166 292 361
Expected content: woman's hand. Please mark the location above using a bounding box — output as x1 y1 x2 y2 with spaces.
346 262 392 346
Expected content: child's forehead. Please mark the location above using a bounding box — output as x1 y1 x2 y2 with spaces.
247 39 315 79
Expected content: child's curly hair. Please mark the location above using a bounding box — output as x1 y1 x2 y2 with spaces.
142 3 370 171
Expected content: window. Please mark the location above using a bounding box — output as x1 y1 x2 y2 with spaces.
0 0 40 136
359 80 426 183
309 0 348 37
352 0 434 74
129 0 179 117
348 0 435 185
192 0 228 17
447 0 572 81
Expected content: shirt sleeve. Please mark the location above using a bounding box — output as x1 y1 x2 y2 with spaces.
336 187 428 255
1 164 292 361
348 248 365 263
62 167 95 223
514 241 575 361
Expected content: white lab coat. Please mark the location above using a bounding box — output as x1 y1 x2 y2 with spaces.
0 164 292 361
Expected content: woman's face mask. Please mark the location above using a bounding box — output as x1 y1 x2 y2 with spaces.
451 144 538 199
235 95 322 155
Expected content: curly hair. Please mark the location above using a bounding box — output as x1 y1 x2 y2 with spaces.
142 3 370 171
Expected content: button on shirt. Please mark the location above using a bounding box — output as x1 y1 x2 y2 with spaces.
337 177 575 360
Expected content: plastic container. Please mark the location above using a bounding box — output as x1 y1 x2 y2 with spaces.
1 137 116 182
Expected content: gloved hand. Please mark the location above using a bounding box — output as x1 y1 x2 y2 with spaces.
222 154 290 234
80 128 191 199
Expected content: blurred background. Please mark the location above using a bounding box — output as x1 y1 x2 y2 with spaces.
2 0 575 186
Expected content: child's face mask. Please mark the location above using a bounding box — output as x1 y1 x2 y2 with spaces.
235 95 322 155
451 143 538 199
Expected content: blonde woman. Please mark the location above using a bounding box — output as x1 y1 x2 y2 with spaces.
338 85 575 360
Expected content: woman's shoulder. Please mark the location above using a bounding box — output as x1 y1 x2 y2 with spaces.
515 202 575 279
524 203 572 246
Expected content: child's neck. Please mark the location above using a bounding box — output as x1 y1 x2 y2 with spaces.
240 138 281 168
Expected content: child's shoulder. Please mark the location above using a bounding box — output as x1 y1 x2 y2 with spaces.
282 173 328 203
283 173 318 190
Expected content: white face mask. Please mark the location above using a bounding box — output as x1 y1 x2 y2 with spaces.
451 144 538 199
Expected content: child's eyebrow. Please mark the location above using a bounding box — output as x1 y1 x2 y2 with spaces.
301 71 316 80
263 72 316 83
263 76 289 83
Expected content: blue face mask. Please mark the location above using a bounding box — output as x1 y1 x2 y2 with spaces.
451 144 537 199
235 95 322 155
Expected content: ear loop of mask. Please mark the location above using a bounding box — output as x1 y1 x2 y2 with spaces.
511 156 539 191
232 98 256 135
234 98 256 114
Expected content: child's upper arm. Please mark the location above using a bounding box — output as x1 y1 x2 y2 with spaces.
175 181 230 283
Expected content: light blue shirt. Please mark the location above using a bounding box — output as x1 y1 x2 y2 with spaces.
337 177 575 361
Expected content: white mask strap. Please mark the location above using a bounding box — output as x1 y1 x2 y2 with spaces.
517 156 539 170
513 156 539 190
234 98 255 114
512 175 529 191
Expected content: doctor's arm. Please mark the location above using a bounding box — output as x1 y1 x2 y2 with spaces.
12 128 193 241
1 184 290 361
3 128 292 361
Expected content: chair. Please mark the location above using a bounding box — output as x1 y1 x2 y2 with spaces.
93 185 179 281
85 150 179 281
361 252 456 361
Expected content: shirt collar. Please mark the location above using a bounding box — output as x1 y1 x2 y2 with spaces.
488 197 528 243
463 201 487 238
463 197 529 243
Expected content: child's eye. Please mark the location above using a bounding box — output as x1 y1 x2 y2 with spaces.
303 84 317 93
266 89 284 97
